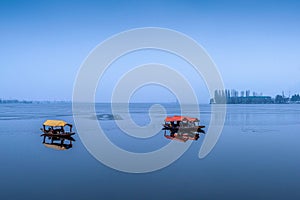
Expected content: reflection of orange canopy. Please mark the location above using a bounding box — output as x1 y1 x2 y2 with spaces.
165 116 199 122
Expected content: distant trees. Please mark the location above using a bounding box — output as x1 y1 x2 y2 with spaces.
290 94 300 102
276 94 300 103
0 99 33 104
211 89 300 104
275 95 285 104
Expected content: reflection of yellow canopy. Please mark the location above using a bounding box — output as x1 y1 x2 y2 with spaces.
43 143 67 150
43 120 67 127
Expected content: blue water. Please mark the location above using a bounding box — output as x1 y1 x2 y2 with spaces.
0 103 300 200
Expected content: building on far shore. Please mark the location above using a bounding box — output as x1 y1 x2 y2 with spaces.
210 89 299 104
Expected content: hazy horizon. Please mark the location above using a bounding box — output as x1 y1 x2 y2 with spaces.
1 87 298 104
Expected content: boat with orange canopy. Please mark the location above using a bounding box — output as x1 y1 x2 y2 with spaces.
162 115 205 142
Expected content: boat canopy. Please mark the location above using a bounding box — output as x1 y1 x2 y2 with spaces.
43 120 69 127
165 116 199 122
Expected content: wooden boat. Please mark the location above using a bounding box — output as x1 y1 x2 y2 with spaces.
162 116 205 142
40 120 75 145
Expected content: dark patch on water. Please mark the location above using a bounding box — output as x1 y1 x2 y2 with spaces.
241 127 276 133
96 114 123 120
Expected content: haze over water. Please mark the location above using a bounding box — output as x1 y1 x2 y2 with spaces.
0 103 299 200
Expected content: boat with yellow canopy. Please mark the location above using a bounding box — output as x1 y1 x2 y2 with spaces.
40 120 75 145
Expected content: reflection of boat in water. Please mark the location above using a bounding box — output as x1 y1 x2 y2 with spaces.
43 139 74 150
162 116 205 142
40 120 75 147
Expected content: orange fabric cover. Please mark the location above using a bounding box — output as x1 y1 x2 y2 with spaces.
164 115 199 122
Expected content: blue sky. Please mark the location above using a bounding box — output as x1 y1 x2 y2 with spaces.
1 0 300 102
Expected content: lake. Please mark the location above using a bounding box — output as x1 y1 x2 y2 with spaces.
0 103 300 200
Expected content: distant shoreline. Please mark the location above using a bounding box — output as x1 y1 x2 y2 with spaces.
0 99 71 104
210 89 300 104
1 99 300 105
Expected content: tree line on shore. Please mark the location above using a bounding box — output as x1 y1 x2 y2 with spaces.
211 89 300 104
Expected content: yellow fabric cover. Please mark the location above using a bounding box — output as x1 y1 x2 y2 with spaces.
43 120 67 127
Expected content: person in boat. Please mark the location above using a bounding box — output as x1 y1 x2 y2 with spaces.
170 121 175 127
47 127 53 133
59 126 64 133
170 128 176 138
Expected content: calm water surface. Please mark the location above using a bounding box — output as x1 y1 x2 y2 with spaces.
0 103 299 200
